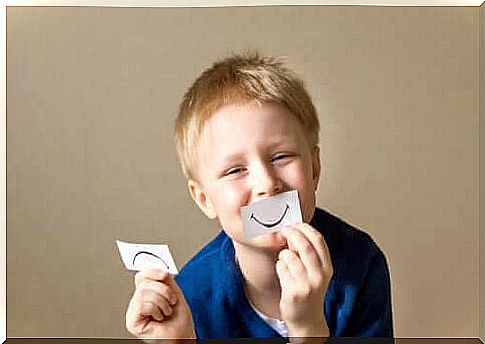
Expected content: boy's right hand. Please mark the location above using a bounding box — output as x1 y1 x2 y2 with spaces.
125 269 196 340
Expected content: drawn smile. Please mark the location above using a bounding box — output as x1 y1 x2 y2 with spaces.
249 204 290 228
132 251 170 270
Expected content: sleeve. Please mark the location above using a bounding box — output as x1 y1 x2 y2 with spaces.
345 249 394 338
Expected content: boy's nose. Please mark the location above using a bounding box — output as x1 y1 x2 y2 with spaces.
250 165 283 198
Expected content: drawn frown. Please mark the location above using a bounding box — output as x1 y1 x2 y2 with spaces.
132 251 170 270
249 203 290 229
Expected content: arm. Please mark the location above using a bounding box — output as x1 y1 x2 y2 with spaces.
125 270 196 341
277 224 333 341
346 250 394 338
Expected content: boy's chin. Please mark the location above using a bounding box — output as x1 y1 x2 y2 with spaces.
250 231 288 250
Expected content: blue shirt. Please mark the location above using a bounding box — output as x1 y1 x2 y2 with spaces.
175 207 394 339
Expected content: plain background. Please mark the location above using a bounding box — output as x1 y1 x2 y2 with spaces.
479 2 484 341
7 5 480 338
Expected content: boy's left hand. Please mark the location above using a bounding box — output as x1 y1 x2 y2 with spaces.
276 223 334 338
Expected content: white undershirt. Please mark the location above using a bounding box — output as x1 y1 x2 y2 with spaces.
248 302 289 337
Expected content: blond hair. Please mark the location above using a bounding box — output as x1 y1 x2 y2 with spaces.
174 51 320 180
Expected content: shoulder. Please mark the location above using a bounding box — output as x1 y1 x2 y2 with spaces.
174 231 245 338
174 231 233 302
311 207 381 255
175 230 228 282
311 207 386 282
312 209 394 337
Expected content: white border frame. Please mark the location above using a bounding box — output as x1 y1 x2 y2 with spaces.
1 0 483 342
2 0 485 6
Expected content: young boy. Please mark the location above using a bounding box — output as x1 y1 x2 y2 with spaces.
125 52 393 340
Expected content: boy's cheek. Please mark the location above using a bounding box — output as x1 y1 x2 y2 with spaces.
301 196 317 224
216 207 245 235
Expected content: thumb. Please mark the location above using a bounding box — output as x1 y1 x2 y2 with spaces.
163 274 196 338
164 274 180 291
163 274 188 305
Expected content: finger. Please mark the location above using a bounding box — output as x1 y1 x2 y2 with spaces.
139 280 178 306
135 269 170 288
129 291 165 323
140 300 164 322
280 226 299 253
155 295 174 317
281 226 322 275
135 283 175 317
275 259 291 285
142 289 174 317
279 248 306 280
296 223 333 275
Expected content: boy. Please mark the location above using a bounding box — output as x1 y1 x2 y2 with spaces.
125 52 393 340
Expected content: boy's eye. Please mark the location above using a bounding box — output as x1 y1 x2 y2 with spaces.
272 153 291 162
225 167 245 176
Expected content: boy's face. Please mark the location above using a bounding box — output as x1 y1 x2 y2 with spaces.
188 101 321 251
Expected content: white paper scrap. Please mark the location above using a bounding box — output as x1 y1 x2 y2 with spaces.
116 240 178 275
240 190 303 240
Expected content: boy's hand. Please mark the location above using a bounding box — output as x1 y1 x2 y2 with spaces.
276 223 333 338
125 269 196 341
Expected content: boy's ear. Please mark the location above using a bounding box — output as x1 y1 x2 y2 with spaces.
188 180 217 220
312 146 322 191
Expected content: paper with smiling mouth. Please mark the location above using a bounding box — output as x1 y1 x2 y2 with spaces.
240 190 303 239
116 240 178 274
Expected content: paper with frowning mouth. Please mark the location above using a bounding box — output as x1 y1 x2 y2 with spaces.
116 240 178 275
240 190 303 239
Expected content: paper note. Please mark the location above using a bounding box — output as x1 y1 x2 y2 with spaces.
240 190 303 239
116 240 178 275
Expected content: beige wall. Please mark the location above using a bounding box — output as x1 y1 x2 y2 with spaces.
480 2 484 342
7 6 479 338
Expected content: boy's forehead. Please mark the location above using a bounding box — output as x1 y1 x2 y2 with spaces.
200 101 290 128
196 103 309 154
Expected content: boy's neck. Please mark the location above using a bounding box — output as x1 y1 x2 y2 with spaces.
233 241 283 319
